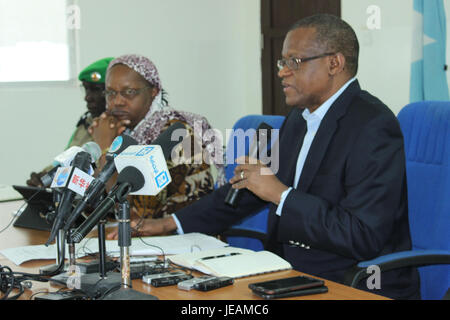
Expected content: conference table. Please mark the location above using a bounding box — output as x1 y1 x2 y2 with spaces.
0 200 388 301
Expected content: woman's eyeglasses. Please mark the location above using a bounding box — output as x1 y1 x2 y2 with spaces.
103 87 151 101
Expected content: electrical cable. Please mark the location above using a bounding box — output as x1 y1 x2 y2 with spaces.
0 265 25 300
0 189 41 235
0 189 59 301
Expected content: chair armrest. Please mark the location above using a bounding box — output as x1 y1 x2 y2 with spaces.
220 228 267 245
442 288 450 300
358 250 450 269
444 288 450 300
344 250 450 287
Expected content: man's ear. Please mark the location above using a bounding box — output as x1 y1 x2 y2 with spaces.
328 53 346 75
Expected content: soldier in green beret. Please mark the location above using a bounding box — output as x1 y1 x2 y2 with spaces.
26 57 114 187
67 57 114 149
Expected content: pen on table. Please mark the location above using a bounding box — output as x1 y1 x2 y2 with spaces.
200 252 242 260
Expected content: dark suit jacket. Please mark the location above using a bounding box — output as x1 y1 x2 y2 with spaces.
175 80 420 299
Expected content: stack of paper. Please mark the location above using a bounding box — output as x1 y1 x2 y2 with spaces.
0 233 228 266
0 185 22 202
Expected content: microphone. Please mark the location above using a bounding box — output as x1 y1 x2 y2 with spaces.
224 122 273 207
45 151 92 246
62 134 138 232
71 142 172 243
151 121 186 160
70 166 145 243
113 144 172 196
40 142 102 187
62 134 138 231
39 166 60 188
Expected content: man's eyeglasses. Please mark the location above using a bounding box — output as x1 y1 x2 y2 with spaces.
104 87 151 101
277 52 335 71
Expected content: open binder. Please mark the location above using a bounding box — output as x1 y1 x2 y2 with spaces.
168 246 292 278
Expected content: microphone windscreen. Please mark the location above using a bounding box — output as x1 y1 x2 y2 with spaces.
81 141 102 162
116 166 145 192
224 122 274 208
71 151 92 172
107 134 138 157
248 122 273 159
152 121 187 160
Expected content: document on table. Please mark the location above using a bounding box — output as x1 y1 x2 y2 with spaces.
0 185 22 202
0 232 228 266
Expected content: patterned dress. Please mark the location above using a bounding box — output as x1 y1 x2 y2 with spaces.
130 114 224 220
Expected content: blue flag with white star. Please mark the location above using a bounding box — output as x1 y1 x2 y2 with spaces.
410 0 449 102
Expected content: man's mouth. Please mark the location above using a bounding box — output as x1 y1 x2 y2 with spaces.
282 82 294 93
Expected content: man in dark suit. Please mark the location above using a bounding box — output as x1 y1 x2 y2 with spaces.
109 14 420 299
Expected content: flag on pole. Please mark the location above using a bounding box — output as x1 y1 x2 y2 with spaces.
410 0 449 102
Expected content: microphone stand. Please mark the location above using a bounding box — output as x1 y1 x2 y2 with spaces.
64 180 156 299
97 220 108 279
40 229 66 275
72 220 122 299
103 196 157 300
49 215 117 291
40 190 66 275
67 230 76 268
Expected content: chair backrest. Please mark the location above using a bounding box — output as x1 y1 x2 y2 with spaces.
397 101 450 300
224 114 285 251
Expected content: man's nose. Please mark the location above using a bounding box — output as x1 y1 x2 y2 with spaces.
84 91 93 102
277 66 293 78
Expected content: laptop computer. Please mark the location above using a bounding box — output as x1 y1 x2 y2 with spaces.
12 185 55 231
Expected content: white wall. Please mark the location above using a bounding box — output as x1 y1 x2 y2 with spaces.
1 0 450 186
342 0 450 115
342 0 414 115
0 0 262 185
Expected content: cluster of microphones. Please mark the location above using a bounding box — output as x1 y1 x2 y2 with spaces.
43 122 187 247
42 120 272 247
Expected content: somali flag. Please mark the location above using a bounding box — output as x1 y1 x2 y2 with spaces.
410 0 449 102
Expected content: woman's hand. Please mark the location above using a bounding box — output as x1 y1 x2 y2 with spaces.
88 111 130 150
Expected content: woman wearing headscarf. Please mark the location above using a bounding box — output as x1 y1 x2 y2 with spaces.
90 54 225 229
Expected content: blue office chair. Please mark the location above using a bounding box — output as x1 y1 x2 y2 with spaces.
347 101 450 300
219 114 285 251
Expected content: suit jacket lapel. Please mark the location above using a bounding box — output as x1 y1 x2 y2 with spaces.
267 107 306 248
286 124 307 187
296 80 361 192
277 108 307 186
